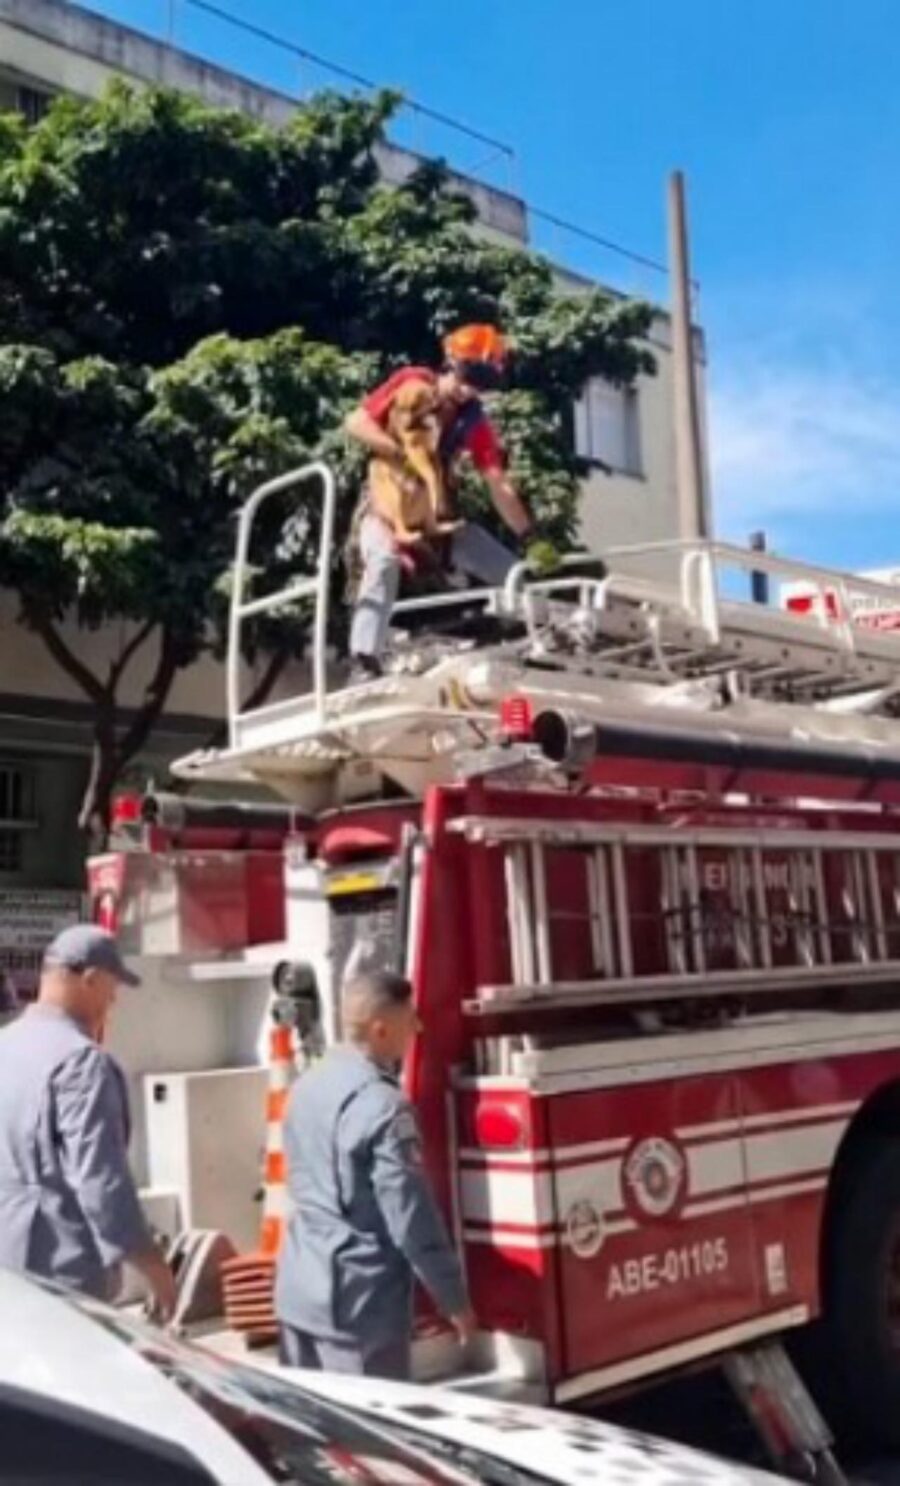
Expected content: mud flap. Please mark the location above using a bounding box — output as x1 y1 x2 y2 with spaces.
724 1341 847 1484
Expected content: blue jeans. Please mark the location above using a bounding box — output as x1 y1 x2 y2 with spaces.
349 515 515 660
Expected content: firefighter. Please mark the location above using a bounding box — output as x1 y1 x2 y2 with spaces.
275 969 475 1378
0 924 176 1318
344 323 546 683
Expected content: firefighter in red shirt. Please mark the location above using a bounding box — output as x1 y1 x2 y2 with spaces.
344 324 537 681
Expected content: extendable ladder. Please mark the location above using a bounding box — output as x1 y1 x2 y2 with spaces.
452 815 900 1031
491 537 900 709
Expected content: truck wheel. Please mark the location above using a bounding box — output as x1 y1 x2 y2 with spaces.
822 1135 900 1450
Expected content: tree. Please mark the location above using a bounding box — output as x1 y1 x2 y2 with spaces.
0 83 654 835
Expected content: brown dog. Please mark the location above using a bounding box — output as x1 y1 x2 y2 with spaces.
367 378 462 545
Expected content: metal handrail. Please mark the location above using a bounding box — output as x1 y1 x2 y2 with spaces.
589 536 900 659
501 553 608 612
223 494 900 758
227 462 335 747
600 536 900 606
392 585 497 616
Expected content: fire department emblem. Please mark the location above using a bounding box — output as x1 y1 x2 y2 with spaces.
623 1135 688 1221
564 1198 605 1259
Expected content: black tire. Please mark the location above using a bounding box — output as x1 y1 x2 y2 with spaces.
820 1135 900 1451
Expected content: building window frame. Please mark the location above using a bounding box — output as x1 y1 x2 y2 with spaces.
0 762 38 879
16 86 53 127
574 378 643 478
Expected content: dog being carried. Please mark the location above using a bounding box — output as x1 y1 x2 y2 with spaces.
344 325 538 682
367 376 462 546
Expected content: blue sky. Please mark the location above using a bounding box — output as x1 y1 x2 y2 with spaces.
91 0 900 570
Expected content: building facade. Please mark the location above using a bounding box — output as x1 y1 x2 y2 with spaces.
0 0 707 917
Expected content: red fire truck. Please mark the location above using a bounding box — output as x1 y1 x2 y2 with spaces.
90 465 900 1474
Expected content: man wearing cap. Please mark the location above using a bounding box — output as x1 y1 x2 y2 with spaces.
0 924 175 1317
344 324 542 683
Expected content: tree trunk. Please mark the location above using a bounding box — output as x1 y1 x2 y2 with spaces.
80 722 122 851
81 629 182 849
28 615 183 851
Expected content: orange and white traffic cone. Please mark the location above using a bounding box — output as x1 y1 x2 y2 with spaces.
221 1019 298 1346
259 1023 294 1257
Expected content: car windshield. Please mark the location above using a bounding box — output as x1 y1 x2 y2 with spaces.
76 1298 546 1486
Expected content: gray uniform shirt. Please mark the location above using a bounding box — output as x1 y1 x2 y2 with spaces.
0 1004 150 1297
275 1044 467 1348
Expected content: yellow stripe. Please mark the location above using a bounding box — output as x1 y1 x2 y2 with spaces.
326 871 385 897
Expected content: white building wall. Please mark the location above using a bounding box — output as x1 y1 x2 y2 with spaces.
577 315 707 559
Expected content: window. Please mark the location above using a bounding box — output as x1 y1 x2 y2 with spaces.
574 378 642 476
0 1384 216 1486
0 764 36 876
16 86 52 126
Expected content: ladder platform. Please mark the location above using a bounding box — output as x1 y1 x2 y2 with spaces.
179 462 900 808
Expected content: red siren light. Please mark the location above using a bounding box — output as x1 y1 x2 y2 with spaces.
499 695 533 743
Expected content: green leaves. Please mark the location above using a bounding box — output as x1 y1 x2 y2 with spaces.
0 509 160 623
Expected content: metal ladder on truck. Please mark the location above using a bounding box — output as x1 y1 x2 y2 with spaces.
450 812 900 1070
172 461 900 804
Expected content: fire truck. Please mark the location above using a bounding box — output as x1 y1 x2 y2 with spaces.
90 464 900 1478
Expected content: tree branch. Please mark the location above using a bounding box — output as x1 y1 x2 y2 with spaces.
113 627 181 771
203 645 291 750
108 618 156 690
31 614 106 705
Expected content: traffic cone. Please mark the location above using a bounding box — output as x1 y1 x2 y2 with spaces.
259 1023 294 1256
221 1019 297 1346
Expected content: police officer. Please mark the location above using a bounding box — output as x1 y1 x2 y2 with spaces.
275 969 475 1377
0 924 175 1318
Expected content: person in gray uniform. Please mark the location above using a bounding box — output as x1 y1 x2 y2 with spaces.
275 969 475 1378
0 924 175 1318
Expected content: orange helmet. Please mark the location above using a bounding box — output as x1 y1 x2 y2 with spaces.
442 323 507 389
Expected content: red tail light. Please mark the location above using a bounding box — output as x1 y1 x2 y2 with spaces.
111 794 142 826
786 590 842 621
499 694 533 742
475 1103 525 1150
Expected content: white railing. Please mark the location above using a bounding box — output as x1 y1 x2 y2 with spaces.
226 475 900 757
500 553 609 613
578 536 900 656
227 462 335 748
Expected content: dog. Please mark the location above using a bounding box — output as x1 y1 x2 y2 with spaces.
367 377 462 545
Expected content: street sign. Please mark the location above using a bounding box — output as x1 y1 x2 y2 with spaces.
0 888 84 1009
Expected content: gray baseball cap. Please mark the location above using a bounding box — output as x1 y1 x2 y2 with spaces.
43 924 141 987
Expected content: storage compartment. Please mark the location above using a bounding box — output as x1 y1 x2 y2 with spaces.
89 850 284 955
144 1067 269 1254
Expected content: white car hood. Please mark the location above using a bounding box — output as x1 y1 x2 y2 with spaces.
290 1372 783 1484
0 1271 270 1485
